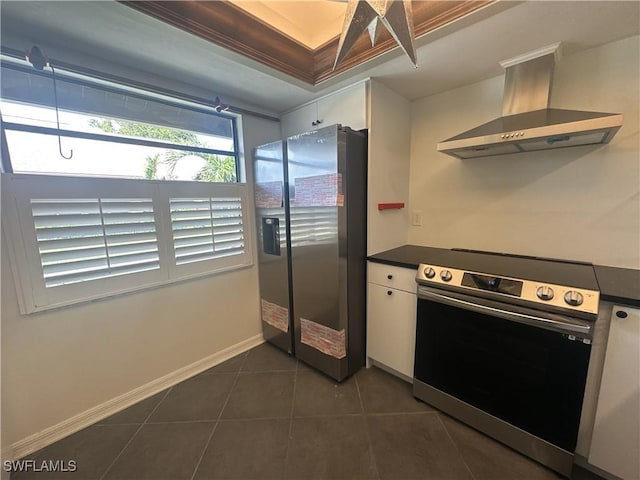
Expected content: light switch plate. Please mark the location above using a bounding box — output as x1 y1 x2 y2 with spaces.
412 210 422 226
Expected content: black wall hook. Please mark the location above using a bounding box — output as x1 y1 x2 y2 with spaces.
27 46 73 159
26 46 47 70
50 65 73 159
213 96 230 113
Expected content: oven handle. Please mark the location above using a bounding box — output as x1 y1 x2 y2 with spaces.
418 287 592 337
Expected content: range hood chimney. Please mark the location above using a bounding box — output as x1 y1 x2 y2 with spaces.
437 43 623 159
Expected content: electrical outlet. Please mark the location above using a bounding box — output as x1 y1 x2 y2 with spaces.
412 210 422 226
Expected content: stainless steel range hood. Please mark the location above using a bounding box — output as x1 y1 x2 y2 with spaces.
438 44 623 159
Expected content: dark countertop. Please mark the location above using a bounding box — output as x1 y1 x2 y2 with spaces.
367 245 448 269
368 245 640 306
593 266 640 307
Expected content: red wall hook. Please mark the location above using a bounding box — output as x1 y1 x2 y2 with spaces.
378 202 405 211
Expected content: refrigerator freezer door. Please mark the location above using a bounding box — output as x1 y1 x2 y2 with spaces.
287 125 367 380
253 140 293 353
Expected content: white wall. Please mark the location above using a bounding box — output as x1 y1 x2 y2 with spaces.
408 36 640 268
368 79 411 255
1 20 283 455
0 29 278 120
0 179 6 480
0 111 280 456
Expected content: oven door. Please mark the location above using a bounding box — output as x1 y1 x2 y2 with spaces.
414 286 592 455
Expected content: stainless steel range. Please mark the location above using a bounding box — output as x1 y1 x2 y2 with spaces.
413 251 600 477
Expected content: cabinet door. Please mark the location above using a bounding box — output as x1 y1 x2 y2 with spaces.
281 103 316 138
589 306 640 480
367 283 417 378
317 84 367 132
280 83 367 138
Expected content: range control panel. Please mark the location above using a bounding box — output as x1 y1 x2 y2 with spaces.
416 264 600 316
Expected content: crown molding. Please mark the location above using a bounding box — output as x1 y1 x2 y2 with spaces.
121 0 493 86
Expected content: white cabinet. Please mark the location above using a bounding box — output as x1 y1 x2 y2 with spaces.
280 103 316 138
588 305 640 480
281 82 367 138
366 262 417 379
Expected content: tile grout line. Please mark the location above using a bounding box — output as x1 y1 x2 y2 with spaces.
142 411 377 425
364 410 440 417
436 413 478 480
354 372 382 480
98 387 172 480
202 368 299 375
189 351 251 480
142 387 174 424
146 416 287 424
282 356 300 480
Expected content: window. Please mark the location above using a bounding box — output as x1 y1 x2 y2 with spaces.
3 175 252 313
0 58 240 182
0 57 252 313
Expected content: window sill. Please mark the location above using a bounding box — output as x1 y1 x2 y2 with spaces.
23 260 255 315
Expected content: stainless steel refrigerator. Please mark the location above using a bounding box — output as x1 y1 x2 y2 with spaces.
253 124 367 381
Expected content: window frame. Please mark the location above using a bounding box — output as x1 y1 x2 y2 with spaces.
1 55 254 315
3 174 253 314
0 58 242 182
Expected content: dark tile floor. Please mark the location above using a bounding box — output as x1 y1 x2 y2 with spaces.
12 343 604 480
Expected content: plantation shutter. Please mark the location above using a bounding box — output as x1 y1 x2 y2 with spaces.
31 198 160 287
170 197 245 265
5 175 252 314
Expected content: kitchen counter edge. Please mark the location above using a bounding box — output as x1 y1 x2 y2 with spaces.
368 245 640 307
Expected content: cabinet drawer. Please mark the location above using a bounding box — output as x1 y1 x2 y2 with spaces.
368 262 417 293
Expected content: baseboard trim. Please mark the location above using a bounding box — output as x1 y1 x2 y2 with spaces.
9 334 264 461
367 358 413 384
574 455 621 480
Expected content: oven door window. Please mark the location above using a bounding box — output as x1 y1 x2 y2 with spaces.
414 298 591 452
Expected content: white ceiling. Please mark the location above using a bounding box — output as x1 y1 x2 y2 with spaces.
1 1 638 115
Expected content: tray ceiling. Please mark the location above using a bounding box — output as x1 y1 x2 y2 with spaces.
229 1 347 49
1 1 638 114
122 1 491 85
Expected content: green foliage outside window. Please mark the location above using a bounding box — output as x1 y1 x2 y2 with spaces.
89 119 236 182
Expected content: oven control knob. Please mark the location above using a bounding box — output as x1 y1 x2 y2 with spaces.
440 270 453 282
536 286 554 301
423 267 436 279
564 290 584 307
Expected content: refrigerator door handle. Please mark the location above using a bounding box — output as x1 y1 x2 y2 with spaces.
261 217 281 256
